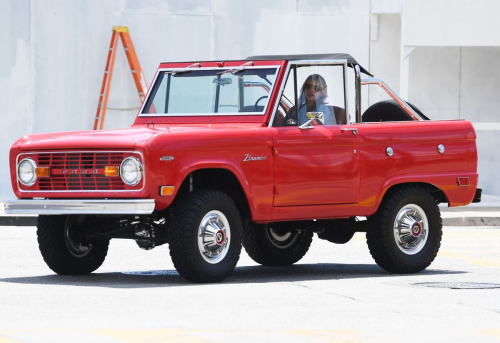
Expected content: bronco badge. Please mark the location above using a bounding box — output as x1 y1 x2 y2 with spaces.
243 154 267 162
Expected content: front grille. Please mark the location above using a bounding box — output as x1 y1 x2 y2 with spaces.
32 152 135 191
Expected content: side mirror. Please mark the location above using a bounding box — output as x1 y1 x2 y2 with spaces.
299 112 324 129
307 112 324 124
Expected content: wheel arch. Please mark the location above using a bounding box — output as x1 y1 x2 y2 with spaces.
378 182 448 211
175 167 252 222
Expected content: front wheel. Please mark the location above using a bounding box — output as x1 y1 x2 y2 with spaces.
168 190 243 283
37 215 109 275
242 222 313 266
366 186 442 273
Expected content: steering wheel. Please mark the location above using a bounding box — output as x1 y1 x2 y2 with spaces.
254 96 268 112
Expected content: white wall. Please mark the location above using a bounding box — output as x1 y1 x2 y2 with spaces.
403 0 500 47
0 0 371 200
367 13 401 107
1 0 497 200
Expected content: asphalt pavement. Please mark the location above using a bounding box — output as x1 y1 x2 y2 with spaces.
0 224 499 343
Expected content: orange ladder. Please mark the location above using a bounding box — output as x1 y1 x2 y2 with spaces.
93 26 148 130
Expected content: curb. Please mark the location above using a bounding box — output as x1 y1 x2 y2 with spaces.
442 217 500 227
0 216 37 226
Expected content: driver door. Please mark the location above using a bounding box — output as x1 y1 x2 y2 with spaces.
271 62 360 206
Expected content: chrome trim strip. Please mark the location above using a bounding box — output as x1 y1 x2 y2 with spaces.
361 78 423 121
138 66 280 117
268 62 291 127
343 61 350 124
16 151 145 193
354 65 361 123
4 199 155 215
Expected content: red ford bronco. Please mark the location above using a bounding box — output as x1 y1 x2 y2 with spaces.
5 54 481 282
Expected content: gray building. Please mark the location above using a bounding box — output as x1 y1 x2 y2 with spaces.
1 0 498 200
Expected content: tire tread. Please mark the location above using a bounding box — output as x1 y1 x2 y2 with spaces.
169 190 242 283
366 186 442 273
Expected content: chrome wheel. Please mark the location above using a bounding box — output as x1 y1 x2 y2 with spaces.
393 204 428 255
198 210 231 264
266 226 299 249
64 216 93 258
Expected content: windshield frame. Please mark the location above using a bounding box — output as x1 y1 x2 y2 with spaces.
138 66 281 117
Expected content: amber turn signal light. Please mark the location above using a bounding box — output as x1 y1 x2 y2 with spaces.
105 166 119 177
35 167 50 178
160 186 175 196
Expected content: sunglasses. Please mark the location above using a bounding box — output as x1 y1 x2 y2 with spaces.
303 84 326 92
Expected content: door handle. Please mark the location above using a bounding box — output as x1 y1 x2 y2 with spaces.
341 128 358 135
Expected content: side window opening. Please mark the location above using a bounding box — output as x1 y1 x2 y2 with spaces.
273 64 347 127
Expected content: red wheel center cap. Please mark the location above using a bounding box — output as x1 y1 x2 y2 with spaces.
411 223 422 237
215 230 225 245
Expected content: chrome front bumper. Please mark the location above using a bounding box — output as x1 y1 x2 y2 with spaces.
4 199 155 215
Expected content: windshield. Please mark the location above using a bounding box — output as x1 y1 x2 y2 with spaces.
140 67 279 116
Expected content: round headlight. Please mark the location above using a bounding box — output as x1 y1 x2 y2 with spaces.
120 157 143 186
18 158 37 186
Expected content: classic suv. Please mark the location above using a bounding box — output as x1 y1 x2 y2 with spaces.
5 54 481 282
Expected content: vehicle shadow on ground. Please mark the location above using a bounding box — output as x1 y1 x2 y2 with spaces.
0 263 466 289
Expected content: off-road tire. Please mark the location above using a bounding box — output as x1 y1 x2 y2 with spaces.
366 186 442 273
37 215 109 275
242 222 313 266
169 190 242 283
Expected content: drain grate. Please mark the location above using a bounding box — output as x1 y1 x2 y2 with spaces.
121 270 179 276
414 282 500 289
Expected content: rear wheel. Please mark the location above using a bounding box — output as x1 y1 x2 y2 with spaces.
366 186 442 273
37 215 109 275
243 222 313 266
169 190 242 283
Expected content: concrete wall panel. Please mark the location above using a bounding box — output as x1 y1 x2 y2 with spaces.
408 47 461 120
403 0 500 46
0 0 31 200
460 47 500 122
213 0 296 60
30 0 123 134
367 14 401 107
124 0 213 16
475 130 500 195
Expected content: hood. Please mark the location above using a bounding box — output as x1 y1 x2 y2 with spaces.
13 124 261 151
14 127 159 151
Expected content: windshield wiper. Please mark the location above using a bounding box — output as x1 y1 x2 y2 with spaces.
164 63 201 76
217 61 254 75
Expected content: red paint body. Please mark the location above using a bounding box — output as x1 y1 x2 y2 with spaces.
9 60 478 223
